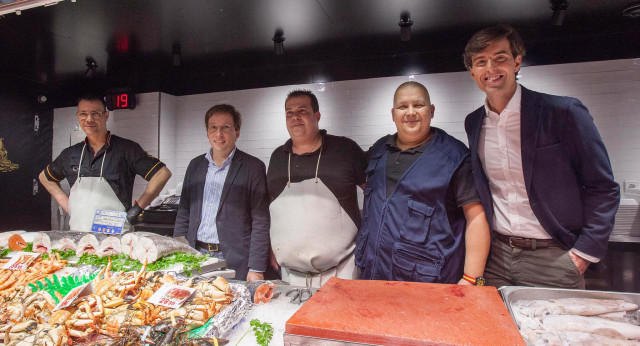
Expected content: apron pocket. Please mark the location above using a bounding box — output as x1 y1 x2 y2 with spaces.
401 200 434 244
392 243 442 283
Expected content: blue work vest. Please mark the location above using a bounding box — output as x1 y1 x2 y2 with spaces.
355 128 469 283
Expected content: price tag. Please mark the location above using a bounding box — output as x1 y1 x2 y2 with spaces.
91 209 127 235
2 252 40 270
147 284 195 308
53 282 93 311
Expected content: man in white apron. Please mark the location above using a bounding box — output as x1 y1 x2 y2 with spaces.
268 90 367 288
39 93 172 233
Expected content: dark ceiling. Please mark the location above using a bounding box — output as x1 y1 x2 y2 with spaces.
1 0 639 107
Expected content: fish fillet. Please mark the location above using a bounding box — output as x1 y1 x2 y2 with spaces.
52 238 77 252
32 232 51 253
519 298 638 317
76 234 102 257
135 234 200 263
541 315 640 340
120 233 138 257
98 236 122 257
0 231 25 248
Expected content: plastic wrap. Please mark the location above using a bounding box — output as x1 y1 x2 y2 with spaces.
188 283 252 338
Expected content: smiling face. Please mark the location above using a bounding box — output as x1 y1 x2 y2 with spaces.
207 112 239 158
77 99 109 137
469 38 522 99
392 84 435 150
285 95 320 142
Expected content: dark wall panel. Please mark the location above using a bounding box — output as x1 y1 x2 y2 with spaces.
0 78 53 231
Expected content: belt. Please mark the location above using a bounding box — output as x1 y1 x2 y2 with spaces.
196 240 220 252
494 233 557 250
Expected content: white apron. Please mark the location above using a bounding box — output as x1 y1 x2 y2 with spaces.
68 144 132 233
270 147 358 288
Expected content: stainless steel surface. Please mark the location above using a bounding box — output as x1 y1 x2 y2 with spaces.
499 286 640 328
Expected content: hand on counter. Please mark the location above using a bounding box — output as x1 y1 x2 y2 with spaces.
568 250 590 275
126 202 143 225
247 271 265 281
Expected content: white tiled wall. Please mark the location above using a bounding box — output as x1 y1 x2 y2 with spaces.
50 58 640 228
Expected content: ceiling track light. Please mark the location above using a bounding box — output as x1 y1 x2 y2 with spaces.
398 16 414 42
272 30 285 56
550 0 570 26
623 1 640 18
85 57 97 78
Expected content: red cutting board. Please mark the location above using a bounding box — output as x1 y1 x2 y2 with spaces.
285 278 525 345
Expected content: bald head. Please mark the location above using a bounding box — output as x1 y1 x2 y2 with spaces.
393 81 431 106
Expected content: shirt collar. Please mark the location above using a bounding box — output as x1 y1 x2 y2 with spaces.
205 146 237 169
484 84 522 116
283 129 327 154
84 131 111 154
386 132 432 153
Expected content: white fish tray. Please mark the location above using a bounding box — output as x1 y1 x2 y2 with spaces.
499 286 640 329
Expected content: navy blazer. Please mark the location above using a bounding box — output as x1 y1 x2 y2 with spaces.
465 86 620 260
173 149 270 280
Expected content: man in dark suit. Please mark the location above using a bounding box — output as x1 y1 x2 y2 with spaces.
463 25 620 288
174 104 270 281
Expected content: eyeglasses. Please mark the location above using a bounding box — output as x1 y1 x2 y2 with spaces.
208 125 235 134
77 111 105 119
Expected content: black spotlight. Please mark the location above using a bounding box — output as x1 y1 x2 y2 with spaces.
272 30 285 56
85 57 97 78
398 14 413 42
550 0 569 26
172 43 181 67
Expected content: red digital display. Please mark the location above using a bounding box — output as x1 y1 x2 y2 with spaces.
106 90 136 111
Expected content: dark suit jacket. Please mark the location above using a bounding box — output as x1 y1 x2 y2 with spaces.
465 86 620 260
173 149 270 280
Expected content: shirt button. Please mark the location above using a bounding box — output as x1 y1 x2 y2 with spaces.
395 161 399 165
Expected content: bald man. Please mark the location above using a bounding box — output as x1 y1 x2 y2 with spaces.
355 81 490 285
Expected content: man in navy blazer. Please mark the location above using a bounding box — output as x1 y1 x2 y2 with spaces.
174 104 270 281
463 25 620 288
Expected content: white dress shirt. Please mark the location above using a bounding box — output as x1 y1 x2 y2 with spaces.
478 84 598 262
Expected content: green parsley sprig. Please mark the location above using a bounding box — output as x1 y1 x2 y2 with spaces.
235 319 274 346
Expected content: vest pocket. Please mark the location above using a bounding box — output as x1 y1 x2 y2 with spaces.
392 243 442 283
401 200 434 243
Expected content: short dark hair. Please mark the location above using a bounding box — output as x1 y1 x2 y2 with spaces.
286 89 319 113
205 104 242 131
463 25 526 70
77 93 106 110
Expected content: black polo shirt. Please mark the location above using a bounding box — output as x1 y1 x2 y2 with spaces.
44 132 165 209
384 134 479 209
267 130 367 228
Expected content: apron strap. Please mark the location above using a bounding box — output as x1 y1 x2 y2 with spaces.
77 143 108 181
287 145 323 187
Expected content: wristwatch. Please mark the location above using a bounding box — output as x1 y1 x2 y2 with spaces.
462 273 486 286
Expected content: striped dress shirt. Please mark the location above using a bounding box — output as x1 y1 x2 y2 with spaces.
196 147 236 243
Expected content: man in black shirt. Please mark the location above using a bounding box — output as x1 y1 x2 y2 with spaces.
268 90 367 288
39 93 171 232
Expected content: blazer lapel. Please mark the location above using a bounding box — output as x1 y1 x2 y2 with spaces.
468 107 485 167
194 156 209 223
217 150 243 216
520 86 542 192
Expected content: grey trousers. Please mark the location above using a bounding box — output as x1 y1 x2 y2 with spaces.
484 237 585 289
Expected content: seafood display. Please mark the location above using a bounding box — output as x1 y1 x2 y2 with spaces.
511 297 640 345
0 264 235 345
